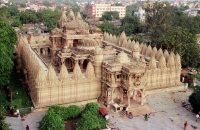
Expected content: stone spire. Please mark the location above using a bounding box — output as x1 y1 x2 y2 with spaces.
156 48 163 61
59 64 69 81
152 47 157 56
142 44 147 55
47 65 57 81
76 12 82 20
35 67 47 87
118 31 127 46
72 62 82 80
145 45 152 57
149 55 157 69
167 53 175 68
59 8 67 27
121 38 127 48
175 53 181 69
67 8 75 21
85 62 95 79
163 50 169 61
158 55 166 69
139 43 144 53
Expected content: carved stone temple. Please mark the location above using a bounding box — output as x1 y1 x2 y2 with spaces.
16 9 184 112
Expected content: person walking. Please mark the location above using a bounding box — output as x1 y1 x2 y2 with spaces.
184 121 188 130
196 114 199 122
144 114 148 121
26 125 29 130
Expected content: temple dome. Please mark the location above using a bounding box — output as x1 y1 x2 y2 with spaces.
79 38 98 47
64 19 89 30
116 51 130 63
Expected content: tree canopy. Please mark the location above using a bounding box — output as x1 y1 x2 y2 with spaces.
99 11 119 21
189 86 200 113
0 22 17 89
144 2 200 67
0 106 11 130
39 109 65 130
76 102 107 130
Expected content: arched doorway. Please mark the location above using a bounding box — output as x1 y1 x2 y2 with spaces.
65 58 73 70
73 39 78 47
83 59 88 70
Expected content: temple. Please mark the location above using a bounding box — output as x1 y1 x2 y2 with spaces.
16 9 184 113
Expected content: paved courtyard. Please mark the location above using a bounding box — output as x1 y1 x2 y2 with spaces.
22 89 200 130
108 90 200 130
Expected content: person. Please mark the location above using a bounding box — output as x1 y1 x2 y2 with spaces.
144 114 148 121
196 114 199 122
184 121 188 130
26 125 29 130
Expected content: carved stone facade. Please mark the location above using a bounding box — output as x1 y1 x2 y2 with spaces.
16 9 184 110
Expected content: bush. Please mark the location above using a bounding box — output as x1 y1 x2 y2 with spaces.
65 105 81 119
76 111 107 130
39 109 65 130
76 102 107 130
81 102 99 115
47 105 81 120
189 86 200 113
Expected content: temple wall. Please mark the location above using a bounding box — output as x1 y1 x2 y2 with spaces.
35 78 101 107
145 67 182 91
16 37 102 108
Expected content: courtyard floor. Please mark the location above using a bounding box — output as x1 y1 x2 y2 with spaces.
22 89 200 130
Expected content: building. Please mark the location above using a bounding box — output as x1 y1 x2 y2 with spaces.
134 7 146 23
16 9 184 113
86 3 126 18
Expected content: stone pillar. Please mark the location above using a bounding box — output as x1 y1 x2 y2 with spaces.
128 90 130 108
140 89 145 105
42 48 46 55
120 88 123 102
79 60 84 70
37 48 40 55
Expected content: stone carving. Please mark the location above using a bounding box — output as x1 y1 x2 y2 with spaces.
16 11 184 109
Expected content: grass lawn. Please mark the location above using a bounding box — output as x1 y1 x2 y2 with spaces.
9 68 33 109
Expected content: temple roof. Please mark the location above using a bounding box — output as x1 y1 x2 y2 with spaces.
63 19 89 30
79 38 99 47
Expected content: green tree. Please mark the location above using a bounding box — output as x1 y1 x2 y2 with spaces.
76 102 107 130
99 11 119 21
97 20 121 36
39 109 65 130
120 15 142 36
20 3 26 8
43 0 51 7
144 2 173 46
0 106 11 130
19 10 38 24
48 105 81 120
37 9 61 31
189 86 200 113
157 26 200 67
81 102 99 115
126 3 140 16
0 22 17 89
131 34 144 43
76 111 106 130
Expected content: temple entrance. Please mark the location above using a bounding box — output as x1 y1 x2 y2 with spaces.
65 58 73 70
47 48 51 54
73 39 78 47
83 59 88 70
